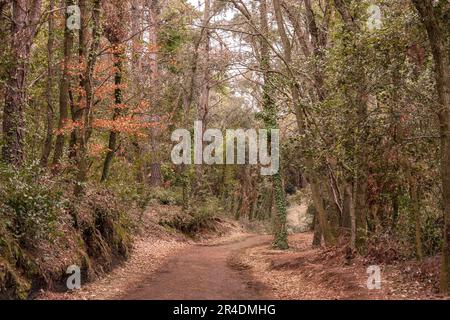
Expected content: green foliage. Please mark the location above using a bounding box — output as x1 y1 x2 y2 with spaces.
0 163 62 245
393 190 443 259
160 197 223 235
191 197 223 221
0 163 64 299
421 215 443 257
0 166 134 299
146 187 184 206
160 28 183 56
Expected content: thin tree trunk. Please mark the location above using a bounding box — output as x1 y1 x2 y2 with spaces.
101 49 124 182
68 0 88 160
191 0 211 190
53 0 75 168
148 0 163 187
130 0 146 184
342 184 352 231
409 173 424 260
346 184 356 251
101 0 129 182
41 0 56 167
74 0 102 195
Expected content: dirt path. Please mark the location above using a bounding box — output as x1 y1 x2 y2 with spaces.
37 230 443 300
36 203 443 301
120 235 273 300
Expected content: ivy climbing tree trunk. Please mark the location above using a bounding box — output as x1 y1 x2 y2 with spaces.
260 0 288 250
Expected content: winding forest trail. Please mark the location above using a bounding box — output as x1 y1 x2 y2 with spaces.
119 235 273 300
37 206 439 300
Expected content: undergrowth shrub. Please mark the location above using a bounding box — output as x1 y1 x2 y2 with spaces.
159 197 223 235
394 191 443 259
145 187 183 206
0 164 134 299
0 164 62 246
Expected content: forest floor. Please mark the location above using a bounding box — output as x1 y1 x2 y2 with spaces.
238 232 444 300
36 205 447 300
36 205 259 300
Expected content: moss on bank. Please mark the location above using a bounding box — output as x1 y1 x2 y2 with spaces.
0 165 134 299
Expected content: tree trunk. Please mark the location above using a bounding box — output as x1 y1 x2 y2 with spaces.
2 0 42 166
149 163 162 186
346 184 356 251
74 0 102 195
355 177 368 250
101 0 129 182
130 0 147 184
342 185 352 232
409 173 424 261
260 0 288 250
412 0 450 292
53 0 75 168
41 0 56 167
101 49 124 182
312 207 322 247
148 0 163 187
308 166 336 246
68 0 88 160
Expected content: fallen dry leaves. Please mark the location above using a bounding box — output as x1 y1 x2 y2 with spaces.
238 233 448 300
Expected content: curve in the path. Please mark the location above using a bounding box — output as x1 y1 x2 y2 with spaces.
119 235 272 300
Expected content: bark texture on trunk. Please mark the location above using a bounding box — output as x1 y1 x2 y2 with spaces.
101 49 124 182
74 0 102 195
41 0 56 167
2 0 42 166
53 0 75 168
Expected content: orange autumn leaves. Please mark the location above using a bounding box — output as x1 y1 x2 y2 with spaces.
55 103 170 137
55 44 172 157
93 114 169 135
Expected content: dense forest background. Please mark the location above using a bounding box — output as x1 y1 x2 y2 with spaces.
0 0 450 299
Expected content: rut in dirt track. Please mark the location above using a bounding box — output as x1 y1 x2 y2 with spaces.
119 235 273 300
